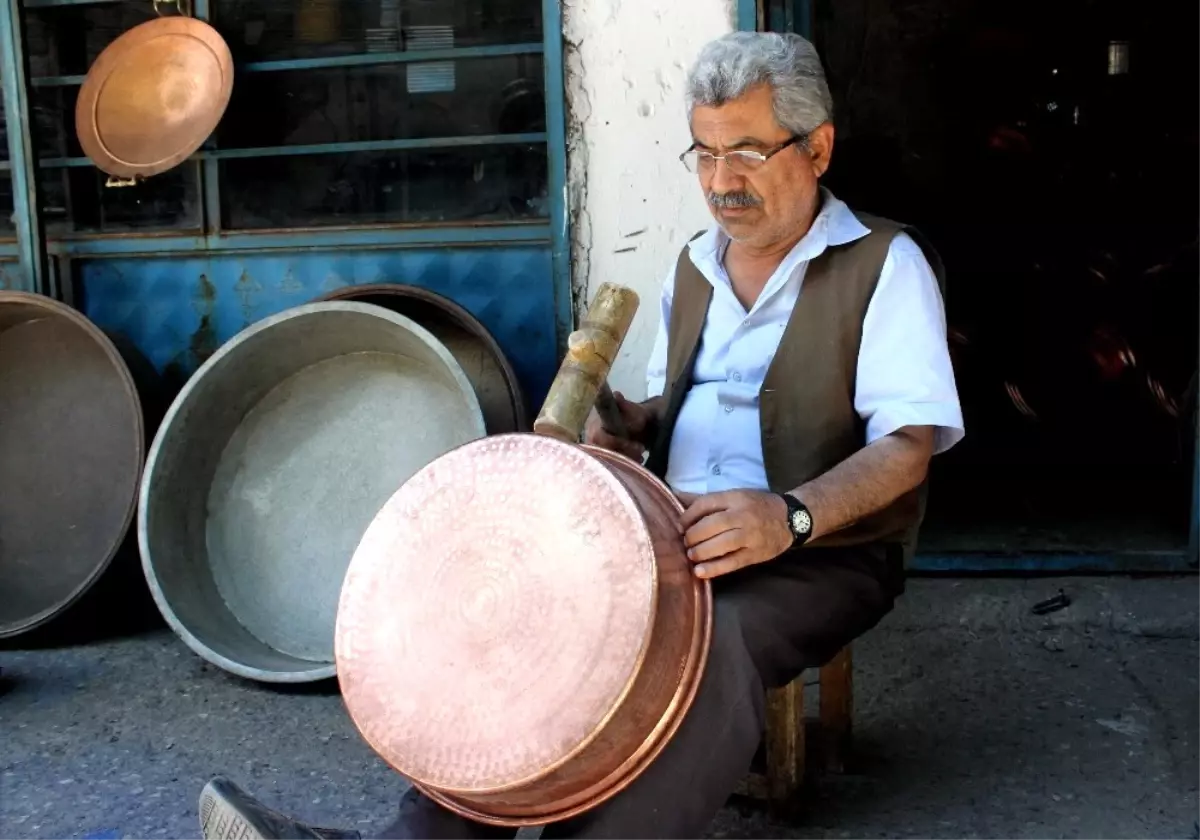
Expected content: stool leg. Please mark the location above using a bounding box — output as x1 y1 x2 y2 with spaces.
819 647 853 773
764 679 805 816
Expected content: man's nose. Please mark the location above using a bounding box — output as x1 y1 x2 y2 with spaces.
708 158 746 194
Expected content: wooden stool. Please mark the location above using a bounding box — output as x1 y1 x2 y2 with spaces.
735 646 853 817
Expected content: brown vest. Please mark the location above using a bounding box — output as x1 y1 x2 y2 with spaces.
645 212 946 560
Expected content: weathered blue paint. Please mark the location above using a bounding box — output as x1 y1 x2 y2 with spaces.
47 223 550 256
0 258 24 289
0 0 45 293
911 551 1196 574
6 133 550 171
0 155 86 170
541 0 571 354
76 246 559 407
23 0 119 7
190 0 223 235
30 45 545 88
737 0 758 31
244 43 544 73
793 0 813 37
29 73 86 88
207 133 548 160
765 0 813 37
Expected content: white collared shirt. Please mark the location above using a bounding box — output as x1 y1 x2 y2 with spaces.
645 191 965 495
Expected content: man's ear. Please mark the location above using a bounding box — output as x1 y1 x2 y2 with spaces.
805 122 835 178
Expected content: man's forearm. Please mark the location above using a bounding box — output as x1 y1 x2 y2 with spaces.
789 425 935 542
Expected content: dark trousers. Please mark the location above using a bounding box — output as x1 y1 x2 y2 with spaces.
382 545 901 839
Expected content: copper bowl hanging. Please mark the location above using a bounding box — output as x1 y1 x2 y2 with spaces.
75 14 233 180
334 284 713 825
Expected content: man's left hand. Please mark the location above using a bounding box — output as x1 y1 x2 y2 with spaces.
675 490 793 579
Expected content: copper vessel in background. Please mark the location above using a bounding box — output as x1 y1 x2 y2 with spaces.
335 284 713 826
75 7 234 182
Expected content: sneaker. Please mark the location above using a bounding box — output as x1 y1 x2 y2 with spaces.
198 777 361 840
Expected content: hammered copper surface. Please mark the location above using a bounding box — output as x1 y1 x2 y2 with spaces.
440 446 712 820
76 16 233 178
316 284 528 434
336 434 659 793
0 293 144 638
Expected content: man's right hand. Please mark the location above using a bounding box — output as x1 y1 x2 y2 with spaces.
583 391 656 461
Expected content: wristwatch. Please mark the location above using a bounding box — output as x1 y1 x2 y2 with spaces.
780 493 813 547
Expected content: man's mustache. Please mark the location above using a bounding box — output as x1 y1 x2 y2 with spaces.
707 191 762 209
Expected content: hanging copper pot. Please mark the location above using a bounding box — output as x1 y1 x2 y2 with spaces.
75 2 233 182
335 284 713 826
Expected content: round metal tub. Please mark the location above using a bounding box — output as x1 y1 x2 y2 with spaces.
0 292 146 639
317 284 527 434
139 302 486 682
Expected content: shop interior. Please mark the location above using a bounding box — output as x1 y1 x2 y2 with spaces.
807 0 1198 560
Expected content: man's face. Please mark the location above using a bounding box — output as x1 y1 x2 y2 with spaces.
689 83 834 249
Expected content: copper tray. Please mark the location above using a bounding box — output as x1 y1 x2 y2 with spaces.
335 436 712 825
75 15 233 179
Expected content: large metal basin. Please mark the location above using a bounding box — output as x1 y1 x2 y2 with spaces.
0 292 146 639
139 302 486 682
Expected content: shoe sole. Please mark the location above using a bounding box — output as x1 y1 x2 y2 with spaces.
199 782 268 840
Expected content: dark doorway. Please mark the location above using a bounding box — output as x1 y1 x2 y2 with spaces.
770 0 1198 562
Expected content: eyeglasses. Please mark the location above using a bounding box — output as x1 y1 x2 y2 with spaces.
679 135 808 175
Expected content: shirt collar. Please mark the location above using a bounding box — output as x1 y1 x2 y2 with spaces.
688 187 870 265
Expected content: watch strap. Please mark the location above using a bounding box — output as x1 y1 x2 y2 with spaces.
781 493 813 547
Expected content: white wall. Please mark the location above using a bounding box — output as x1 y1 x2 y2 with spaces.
563 0 735 400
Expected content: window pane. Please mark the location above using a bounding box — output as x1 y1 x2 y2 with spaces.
0 76 13 235
0 175 11 235
218 56 544 149
32 87 72 158
220 144 548 229
0 92 9 163
214 0 542 62
38 165 201 235
25 1 158 78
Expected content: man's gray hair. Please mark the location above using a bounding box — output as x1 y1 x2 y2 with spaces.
686 31 833 136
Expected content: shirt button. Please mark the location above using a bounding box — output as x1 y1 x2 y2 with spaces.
731 371 742 382
711 465 721 476
724 404 733 413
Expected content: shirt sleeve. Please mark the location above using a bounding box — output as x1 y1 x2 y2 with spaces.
854 232 965 454
644 262 677 399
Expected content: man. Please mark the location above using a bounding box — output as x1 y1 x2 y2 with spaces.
197 30 962 840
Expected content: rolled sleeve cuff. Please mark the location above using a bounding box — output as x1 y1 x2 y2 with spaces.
865 402 965 455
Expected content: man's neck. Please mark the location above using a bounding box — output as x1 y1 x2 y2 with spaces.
721 190 823 306
726 231 803 273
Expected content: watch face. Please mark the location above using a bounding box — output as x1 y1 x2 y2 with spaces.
790 509 812 536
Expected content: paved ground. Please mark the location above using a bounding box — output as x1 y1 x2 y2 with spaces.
2 575 1197 840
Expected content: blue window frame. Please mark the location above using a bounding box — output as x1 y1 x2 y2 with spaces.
0 0 574 410
0 0 569 286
